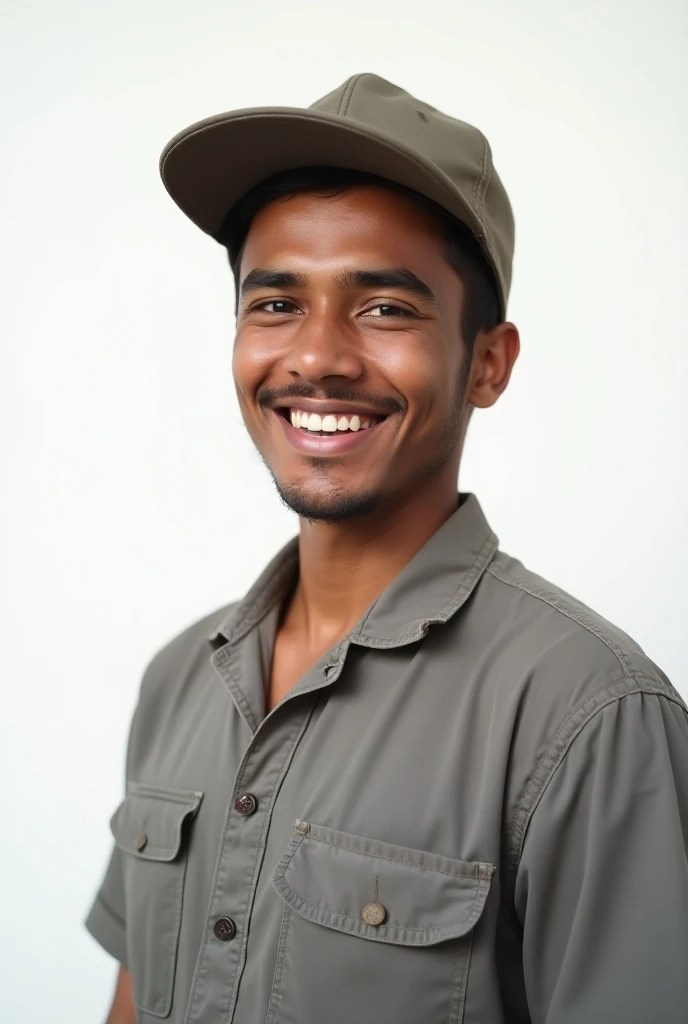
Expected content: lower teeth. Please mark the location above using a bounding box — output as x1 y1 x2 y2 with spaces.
301 428 348 435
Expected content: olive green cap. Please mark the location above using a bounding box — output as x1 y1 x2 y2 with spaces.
159 72 515 317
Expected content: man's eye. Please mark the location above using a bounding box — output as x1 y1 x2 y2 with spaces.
255 299 298 314
363 304 413 318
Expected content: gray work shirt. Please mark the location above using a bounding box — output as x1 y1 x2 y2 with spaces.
85 493 688 1024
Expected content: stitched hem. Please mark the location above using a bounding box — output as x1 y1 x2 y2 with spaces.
85 895 128 967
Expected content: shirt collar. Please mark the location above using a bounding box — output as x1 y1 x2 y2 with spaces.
207 492 498 650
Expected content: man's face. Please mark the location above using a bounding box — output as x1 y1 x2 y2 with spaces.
232 185 471 521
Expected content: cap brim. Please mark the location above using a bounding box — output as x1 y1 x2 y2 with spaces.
159 106 485 247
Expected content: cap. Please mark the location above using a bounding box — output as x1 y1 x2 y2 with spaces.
159 73 514 317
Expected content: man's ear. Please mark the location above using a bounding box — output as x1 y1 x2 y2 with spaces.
467 323 520 409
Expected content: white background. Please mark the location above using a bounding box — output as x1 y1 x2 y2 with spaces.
1 0 686 1020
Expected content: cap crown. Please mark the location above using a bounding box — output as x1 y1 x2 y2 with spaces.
311 74 514 311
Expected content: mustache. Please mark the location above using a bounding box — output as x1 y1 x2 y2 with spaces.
256 383 406 417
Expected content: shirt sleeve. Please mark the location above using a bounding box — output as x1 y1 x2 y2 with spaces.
84 692 141 967
514 690 688 1024
84 840 128 966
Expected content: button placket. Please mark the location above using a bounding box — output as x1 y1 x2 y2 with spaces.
185 706 316 1024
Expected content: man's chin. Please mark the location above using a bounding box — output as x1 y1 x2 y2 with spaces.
274 480 381 523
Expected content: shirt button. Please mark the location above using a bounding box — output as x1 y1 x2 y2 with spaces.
362 901 386 927
135 834 148 852
234 793 257 816
213 917 236 942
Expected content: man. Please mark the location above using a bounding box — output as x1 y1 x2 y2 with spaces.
86 73 688 1024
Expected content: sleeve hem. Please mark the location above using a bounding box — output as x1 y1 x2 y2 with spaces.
85 895 128 967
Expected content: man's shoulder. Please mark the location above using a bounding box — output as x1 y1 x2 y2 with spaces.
481 551 687 888
479 548 681 709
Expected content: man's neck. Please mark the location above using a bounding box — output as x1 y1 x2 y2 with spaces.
287 479 460 650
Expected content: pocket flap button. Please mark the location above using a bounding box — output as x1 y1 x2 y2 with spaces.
135 833 148 852
362 901 386 926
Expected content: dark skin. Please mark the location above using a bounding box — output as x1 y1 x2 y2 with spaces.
233 185 520 711
105 185 519 1020
105 965 135 1024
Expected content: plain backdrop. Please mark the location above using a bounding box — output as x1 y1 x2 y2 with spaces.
1 0 686 1020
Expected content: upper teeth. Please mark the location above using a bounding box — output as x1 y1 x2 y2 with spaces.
289 410 376 432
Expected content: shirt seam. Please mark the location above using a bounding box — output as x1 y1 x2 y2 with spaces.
487 562 648 679
505 675 685 891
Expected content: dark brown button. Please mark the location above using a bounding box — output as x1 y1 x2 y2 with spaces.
135 834 148 852
234 793 257 816
213 917 236 942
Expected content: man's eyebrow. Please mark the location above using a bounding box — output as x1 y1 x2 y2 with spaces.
240 265 437 304
337 267 437 303
240 268 308 296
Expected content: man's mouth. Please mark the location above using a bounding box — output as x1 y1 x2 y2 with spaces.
281 408 384 436
272 403 392 455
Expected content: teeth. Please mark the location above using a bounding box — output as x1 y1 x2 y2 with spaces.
289 410 377 433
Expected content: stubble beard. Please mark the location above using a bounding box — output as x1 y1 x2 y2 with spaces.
270 361 470 524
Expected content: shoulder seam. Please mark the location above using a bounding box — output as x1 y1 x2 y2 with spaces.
505 675 684 890
487 562 642 680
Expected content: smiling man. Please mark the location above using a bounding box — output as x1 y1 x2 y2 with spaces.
86 74 688 1024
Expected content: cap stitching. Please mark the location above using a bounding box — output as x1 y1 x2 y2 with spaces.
477 135 492 225
471 134 490 228
337 74 365 117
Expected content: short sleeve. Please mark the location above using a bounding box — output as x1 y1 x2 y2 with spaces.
515 690 688 1024
84 687 141 967
84 840 128 966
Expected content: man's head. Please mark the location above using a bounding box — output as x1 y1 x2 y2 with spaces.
220 168 519 523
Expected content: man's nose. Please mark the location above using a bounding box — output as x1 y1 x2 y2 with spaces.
282 311 364 383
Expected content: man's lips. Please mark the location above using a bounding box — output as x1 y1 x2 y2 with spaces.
273 408 390 455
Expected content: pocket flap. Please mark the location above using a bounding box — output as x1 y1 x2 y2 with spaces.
110 782 203 861
272 820 495 947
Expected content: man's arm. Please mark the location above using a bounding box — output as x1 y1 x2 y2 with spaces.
515 689 688 1023
105 967 135 1024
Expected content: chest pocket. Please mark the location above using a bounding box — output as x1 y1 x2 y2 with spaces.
111 782 203 1019
269 820 494 1024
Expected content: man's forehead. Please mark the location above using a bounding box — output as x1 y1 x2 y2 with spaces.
244 183 446 241
240 194 450 286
